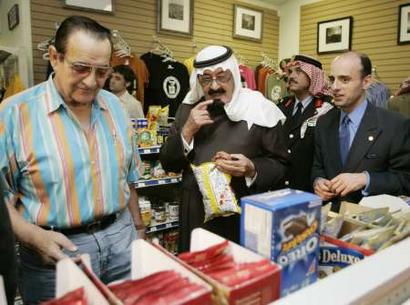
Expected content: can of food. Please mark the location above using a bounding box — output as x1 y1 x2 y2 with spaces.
154 206 166 223
168 202 179 221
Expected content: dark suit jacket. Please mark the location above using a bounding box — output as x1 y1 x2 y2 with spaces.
312 102 410 207
278 95 332 192
0 180 17 305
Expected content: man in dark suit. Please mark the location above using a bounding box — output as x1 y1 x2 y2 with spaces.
278 55 332 192
312 51 410 210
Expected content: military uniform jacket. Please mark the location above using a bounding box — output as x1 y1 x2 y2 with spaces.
278 96 332 192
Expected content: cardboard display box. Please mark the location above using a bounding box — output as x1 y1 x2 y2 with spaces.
184 228 282 305
56 255 111 305
240 189 322 297
131 239 213 305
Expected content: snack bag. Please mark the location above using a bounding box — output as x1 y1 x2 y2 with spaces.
191 162 240 222
158 105 169 126
151 160 166 178
147 105 161 131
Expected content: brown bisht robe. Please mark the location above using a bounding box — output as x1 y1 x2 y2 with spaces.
160 101 288 252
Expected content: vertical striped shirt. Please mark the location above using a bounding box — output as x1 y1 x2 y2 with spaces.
0 76 140 228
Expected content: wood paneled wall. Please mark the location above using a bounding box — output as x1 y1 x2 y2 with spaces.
300 0 410 91
31 0 279 85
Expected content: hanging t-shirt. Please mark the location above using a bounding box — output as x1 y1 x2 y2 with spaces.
183 56 195 75
111 52 149 104
265 74 288 104
239 64 256 90
257 66 273 95
141 52 189 117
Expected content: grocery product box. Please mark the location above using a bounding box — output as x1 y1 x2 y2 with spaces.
56 255 111 305
240 189 322 297
131 239 213 305
184 228 281 305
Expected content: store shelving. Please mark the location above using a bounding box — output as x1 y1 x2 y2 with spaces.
137 145 161 155
135 176 182 189
146 218 179 234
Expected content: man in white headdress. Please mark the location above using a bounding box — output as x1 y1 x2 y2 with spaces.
160 46 288 251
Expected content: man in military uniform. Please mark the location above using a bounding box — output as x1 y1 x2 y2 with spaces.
278 55 333 192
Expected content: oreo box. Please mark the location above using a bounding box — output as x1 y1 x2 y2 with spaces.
240 189 321 297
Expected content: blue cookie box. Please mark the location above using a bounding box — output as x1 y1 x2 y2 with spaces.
240 189 322 297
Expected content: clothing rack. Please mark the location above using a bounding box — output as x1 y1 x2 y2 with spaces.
112 30 131 57
151 35 175 61
235 53 248 65
37 22 60 60
260 52 278 70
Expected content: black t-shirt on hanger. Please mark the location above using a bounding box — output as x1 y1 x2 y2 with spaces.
141 52 190 117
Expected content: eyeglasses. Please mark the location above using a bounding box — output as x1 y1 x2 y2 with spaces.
198 72 232 86
61 56 113 79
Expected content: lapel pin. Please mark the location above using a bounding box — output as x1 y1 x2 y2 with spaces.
368 136 374 142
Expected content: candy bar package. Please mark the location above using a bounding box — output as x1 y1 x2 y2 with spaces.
109 270 208 305
240 189 322 297
191 162 240 222
318 235 373 279
40 288 87 305
130 239 213 305
184 228 281 305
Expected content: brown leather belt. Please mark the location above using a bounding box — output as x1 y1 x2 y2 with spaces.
41 214 117 235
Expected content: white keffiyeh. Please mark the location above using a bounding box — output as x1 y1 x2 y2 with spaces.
182 46 285 129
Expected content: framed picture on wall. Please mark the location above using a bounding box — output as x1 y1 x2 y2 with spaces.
157 0 193 36
64 0 114 14
233 5 263 42
398 3 410 45
7 4 19 31
317 17 353 54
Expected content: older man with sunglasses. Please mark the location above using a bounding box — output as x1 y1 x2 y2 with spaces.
160 45 288 252
0 16 144 304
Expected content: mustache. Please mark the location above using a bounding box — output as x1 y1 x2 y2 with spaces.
208 88 226 95
288 78 297 84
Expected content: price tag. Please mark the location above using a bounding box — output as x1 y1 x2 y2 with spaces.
165 223 172 228
158 179 165 185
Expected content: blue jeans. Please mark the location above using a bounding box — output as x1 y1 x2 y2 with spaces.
18 209 136 305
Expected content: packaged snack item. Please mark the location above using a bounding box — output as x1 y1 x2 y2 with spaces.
191 162 240 222
318 235 373 278
241 189 321 297
151 160 166 178
348 207 390 224
322 214 344 238
147 105 161 131
140 161 152 180
361 226 396 251
40 287 87 305
179 240 230 265
158 105 169 126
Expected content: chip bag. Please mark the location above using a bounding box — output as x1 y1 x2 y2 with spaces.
191 162 240 222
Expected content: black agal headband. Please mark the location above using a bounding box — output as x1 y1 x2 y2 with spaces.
193 46 233 69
